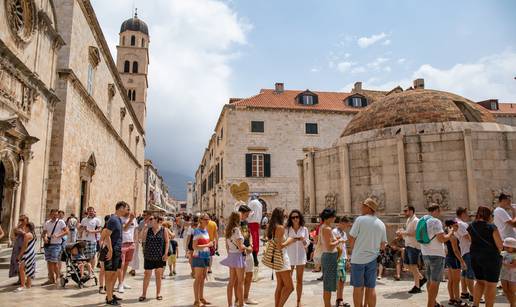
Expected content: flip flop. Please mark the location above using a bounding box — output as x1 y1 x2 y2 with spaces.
156 296 163 301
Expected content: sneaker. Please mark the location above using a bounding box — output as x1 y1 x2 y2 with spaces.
419 277 427 288
117 284 124 293
408 286 422 294
14 287 24 292
245 299 259 305
99 286 105 294
123 284 131 289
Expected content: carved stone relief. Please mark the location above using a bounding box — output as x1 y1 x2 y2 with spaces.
356 190 385 212
0 61 37 118
325 192 338 210
303 197 310 215
423 189 449 210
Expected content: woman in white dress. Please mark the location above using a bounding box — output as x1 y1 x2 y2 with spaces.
286 209 310 307
267 207 297 307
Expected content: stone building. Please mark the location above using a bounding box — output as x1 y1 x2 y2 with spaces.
45 0 147 218
300 82 516 231
145 159 172 213
194 82 386 217
0 0 64 236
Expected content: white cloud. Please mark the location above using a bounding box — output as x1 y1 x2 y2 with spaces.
91 0 250 177
310 67 320 73
397 58 406 64
367 57 389 69
344 53 351 58
383 66 391 72
382 39 391 46
337 61 355 73
343 50 516 102
351 66 366 74
357 32 387 48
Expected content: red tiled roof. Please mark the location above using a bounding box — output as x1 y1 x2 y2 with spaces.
495 103 516 114
230 89 383 113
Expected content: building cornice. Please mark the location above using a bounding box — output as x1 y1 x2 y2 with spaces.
57 68 141 168
78 0 145 135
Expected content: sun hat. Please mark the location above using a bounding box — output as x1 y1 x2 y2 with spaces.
503 237 516 249
363 198 378 212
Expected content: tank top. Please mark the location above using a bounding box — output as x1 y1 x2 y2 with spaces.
321 225 337 253
445 238 459 260
144 227 165 261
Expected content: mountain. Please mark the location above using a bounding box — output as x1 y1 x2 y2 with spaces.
160 170 193 201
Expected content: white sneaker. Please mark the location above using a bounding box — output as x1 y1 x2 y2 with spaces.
14 287 24 292
117 284 125 293
123 284 132 289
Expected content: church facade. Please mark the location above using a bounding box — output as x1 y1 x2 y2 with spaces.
0 0 149 240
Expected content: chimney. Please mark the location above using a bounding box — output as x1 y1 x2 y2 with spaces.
413 78 425 89
275 82 284 93
354 81 362 91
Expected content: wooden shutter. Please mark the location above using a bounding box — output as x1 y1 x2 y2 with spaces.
245 154 252 177
264 154 271 177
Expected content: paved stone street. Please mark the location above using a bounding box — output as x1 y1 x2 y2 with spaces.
0 241 510 307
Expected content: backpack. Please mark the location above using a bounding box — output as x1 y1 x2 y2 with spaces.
415 216 436 244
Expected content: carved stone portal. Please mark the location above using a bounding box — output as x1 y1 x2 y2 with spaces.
356 190 385 212
325 192 338 210
303 197 310 215
490 187 512 208
423 189 449 210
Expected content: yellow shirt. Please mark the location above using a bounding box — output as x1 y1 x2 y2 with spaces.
207 220 218 241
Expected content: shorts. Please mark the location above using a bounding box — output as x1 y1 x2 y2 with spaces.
445 257 461 270
83 241 97 259
192 257 210 268
423 255 445 283
322 252 338 292
404 246 421 265
168 255 177 266
461 253 475 279
121 242 135 264
44 244 62 263
471 253 501 283
350 259 377 288
104 249 122 272
245 254 254 273
337 257 347 282
144 259 166 270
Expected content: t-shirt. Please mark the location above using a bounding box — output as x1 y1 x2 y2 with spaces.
107 214 123 251
44 219 67 245
241 220 251 247
454 218 471 256
332 228 348 259
248 199 263 224
227 227 244 253
192 228 211 259
405 215 420 249
207 220 218 241
80 216 101 242
121 217 137 243
493 207 515 240
467 220 499 257
349 215 387 264
169 240 178 255
419 215 445 257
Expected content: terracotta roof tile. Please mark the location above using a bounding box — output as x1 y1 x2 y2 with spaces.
494 103 516 114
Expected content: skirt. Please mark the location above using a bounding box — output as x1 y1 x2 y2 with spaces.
322 252 338 292
220 252 246 268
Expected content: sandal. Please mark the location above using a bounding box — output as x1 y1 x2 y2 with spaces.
455 300 469 307
138 296 146 302
156 296 163 301
200 298 211 305
448 299 457 305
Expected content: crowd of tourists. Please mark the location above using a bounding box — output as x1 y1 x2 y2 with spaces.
2 192 515 307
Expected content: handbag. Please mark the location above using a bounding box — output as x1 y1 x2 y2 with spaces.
261 239 284 270
313 229 323 264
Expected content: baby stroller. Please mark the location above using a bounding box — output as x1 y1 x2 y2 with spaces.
60 241 98 288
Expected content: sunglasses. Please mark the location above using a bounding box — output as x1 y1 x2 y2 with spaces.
291 216 300 219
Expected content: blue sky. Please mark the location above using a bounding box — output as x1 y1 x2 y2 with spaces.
91 0 516 194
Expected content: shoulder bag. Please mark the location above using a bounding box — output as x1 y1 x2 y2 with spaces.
261 229 284 270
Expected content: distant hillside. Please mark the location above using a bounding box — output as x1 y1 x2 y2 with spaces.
160 170 193 201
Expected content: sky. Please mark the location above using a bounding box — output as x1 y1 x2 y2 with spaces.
90 0 516 188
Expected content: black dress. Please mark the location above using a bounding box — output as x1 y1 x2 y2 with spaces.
144 227 166 270
467 220 501 283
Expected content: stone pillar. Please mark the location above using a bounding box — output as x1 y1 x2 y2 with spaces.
297 160 305 212
307 151 316 215
397 135 408 212
12 158 24 226
338 144 352 214
463 129 477 210
19 150 32 215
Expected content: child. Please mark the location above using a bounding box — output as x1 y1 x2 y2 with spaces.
501 237 516 307
168 232 179 276
70 241 92 280
332 216 352 307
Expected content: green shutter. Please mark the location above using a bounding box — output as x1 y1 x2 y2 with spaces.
245 154 252 177
264 154 271 177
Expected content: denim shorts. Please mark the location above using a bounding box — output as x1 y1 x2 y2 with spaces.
403 246 421 265
350 259 377 288
44 244 62 263
461 253 475 279
192 257 210 268
423 255 445 282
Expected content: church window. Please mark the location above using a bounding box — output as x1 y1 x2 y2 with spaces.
87 64 94 95
131 35 136 46
132 61 138 73
124 60 130 73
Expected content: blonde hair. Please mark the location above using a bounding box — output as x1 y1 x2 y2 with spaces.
225 212 241 239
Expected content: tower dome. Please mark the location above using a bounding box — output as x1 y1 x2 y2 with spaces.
341 88 496 137
120 10 148 35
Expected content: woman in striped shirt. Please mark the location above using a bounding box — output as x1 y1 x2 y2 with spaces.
15 222 36 292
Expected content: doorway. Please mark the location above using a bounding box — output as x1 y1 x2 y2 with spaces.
79 180 87 218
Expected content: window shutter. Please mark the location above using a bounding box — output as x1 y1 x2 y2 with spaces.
264 154 271 177
245 154 252 177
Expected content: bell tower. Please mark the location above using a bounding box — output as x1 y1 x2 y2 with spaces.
116 9 149 129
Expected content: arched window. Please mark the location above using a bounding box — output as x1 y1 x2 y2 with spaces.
132 61 138 73
124 60 130 73
141 38 145 47
130 35 136 46
127 89 132 100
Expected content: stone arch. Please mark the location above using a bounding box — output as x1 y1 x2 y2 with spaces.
0 149 18 242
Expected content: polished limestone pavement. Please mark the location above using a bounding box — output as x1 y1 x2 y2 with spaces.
0 240 510 306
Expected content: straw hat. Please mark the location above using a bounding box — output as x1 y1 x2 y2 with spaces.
363 198 379 212
503 237 516 249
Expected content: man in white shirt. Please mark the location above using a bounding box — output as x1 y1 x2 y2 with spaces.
117 206 138 293
419 205 455 307
42 209 69 285
349 198 387 307
454 207 474 300
493 194 516 240
398 205 426 294
247 193 262 280
79 206 102 268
